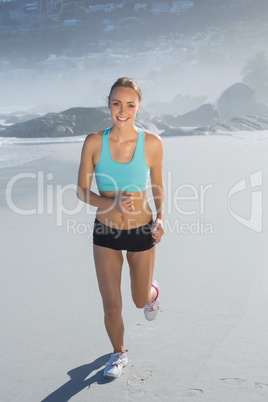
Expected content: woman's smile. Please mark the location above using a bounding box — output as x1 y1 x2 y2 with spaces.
117 116 129 122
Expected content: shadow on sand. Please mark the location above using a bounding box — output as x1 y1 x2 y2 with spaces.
41 353 111 402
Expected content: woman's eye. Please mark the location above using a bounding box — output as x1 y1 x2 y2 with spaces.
113 102 119 106
128 104 134 108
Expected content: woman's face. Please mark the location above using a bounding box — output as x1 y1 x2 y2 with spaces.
109 86 141 128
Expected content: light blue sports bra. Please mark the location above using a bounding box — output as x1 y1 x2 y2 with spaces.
94 127 150 192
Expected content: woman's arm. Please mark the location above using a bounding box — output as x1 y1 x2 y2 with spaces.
77 134 114 211
150 135 165 220
149 134 165 243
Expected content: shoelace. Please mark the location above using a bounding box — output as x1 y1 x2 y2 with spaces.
147 298 159 312
109 353 125 367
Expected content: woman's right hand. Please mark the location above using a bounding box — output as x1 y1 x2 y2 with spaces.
114 193 134 214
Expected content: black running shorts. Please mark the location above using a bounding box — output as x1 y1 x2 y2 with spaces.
93 218 155 252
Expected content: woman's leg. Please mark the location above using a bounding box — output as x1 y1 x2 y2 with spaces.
126 247 157 308
93 244 125 353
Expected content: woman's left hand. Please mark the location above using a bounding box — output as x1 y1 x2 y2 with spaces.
151 218 164 245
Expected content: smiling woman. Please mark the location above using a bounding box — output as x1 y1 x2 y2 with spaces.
77 77 165 380
108 86 141 128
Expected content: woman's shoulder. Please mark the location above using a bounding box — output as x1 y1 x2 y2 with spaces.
144 130 162 142
144 130 163 150
85 129 105 142
83 129 105 149
80 130 106 161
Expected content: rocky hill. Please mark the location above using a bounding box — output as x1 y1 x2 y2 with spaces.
2 82 268 138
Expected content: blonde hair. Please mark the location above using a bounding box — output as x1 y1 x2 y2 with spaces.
108 77 142 102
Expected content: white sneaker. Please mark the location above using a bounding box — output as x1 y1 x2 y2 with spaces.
144 280 160 321
103 352 128 379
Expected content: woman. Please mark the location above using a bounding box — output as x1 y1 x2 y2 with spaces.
77 77 165 379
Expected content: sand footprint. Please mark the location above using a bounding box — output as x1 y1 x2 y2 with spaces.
221 379 268 392
128 367 153 383
125 382 145 398
254 382 268 390
220 378 246 384
124 368 153 398
178 389 204 398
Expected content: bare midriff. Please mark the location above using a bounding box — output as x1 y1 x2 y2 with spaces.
96 190 153 230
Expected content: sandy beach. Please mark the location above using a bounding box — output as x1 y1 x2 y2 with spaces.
1 132 268 401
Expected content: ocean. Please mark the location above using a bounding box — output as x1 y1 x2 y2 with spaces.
0 135 86 169
1 128 268 169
